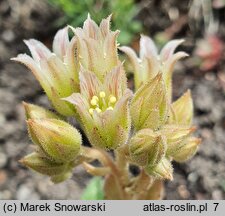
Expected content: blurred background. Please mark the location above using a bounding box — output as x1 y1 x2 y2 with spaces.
0 0 225 199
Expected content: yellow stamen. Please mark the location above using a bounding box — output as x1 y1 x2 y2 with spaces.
109 96 117 104
90 98 98 106
89 108 94 115
95 107 102 113
92 95 99 101
106 106 114 111
99 91 106 98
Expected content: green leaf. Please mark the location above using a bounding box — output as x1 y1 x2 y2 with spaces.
47 0 143 43
118 31 133 45
81 177 104 200
130 21 142 32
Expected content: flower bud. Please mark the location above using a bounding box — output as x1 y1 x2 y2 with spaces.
169 90 193 126
71 15 119 81
129 129 166 167
130 73 168 131
145 157 173 180
20 152 68 176
159 124 196 156
23 102 61 120
27 119 82 163
173 137 201 162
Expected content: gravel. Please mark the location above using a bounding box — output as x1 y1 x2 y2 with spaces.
1 0 225 200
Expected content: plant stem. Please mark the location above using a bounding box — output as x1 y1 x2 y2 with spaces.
83 147 129 199
115 145 130 185
132 169 153 199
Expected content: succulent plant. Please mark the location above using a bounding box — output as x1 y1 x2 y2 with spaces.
12 15 200 199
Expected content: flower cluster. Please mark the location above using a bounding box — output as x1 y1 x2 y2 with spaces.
12 15 200 198
21 102 82 183
120 36 200 180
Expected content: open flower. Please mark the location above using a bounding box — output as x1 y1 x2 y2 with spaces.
70 14 120 82
11 27 79 116
120 35 188 100
64 64 132 149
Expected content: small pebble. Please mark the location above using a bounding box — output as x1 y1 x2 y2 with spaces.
0 152 7 168
188 172 199 183
212 190 223 200
0 190 12 199
2 30 15 42
178 185 190 199
0 170 7 185
16 184 39 200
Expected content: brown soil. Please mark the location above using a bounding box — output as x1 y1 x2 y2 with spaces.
0 0 225 199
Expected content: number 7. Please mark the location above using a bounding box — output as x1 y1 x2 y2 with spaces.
213 203 219 211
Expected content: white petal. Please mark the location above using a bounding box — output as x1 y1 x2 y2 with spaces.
160 39 185 61
83 14 99 39
99 14 112 38
119 46 140 74
104 63 127 98
64 36 79 85
140 35 158 59
24 39 51 63
53 27 69 60
79 67 102 100
11 54 50 87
